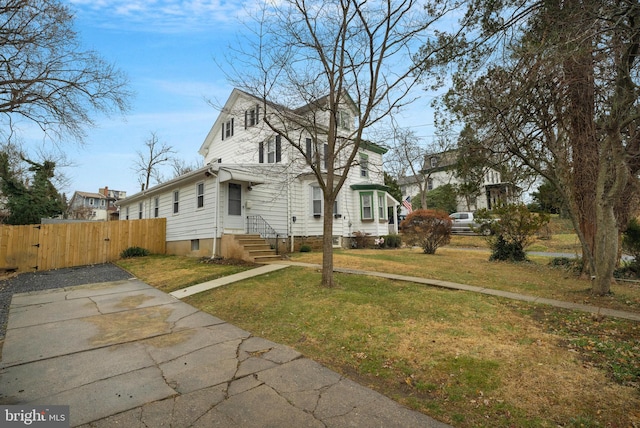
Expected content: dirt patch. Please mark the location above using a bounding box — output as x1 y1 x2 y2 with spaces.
115 294 154 310
86 306 173 346
144 329 196 348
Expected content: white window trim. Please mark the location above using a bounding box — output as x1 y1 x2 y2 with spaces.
377 192 386 220
173 190 180 214
360 192 373 220
311 186 322 217
360 153 369 178
196 182 205 209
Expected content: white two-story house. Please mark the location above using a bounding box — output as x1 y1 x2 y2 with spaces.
116 89 399 257
398 149 513 214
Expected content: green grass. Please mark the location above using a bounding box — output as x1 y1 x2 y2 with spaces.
120 253 640 427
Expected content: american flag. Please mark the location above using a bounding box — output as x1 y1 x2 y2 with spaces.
402 196 413 213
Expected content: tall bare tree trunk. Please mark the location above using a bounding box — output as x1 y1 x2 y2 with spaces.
321 193 335 287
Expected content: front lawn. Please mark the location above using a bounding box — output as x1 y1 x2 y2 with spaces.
118 251 640 427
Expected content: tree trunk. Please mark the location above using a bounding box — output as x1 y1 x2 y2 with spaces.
593 201 616 295
321 193 335 287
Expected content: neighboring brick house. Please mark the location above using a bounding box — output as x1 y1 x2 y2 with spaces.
68 187 127 221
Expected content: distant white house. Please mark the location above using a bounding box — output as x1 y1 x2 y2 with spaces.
116 88 399 257
398 150 513 214
68 187 126 221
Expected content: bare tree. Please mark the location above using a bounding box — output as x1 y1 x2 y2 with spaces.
132 132 175 191
386 127 453 210
229 0 462 287
0 0 131 144
170 157 204 179
431 0 640 295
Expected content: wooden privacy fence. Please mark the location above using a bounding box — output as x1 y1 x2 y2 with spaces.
0 218 166 273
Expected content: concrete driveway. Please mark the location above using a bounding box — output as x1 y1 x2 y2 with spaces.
0 278 449 427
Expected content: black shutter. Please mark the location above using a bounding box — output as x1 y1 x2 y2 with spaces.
244 111 248 129
259 142 264 163
256 104 260 123
231 118 234 136
276 135 282 163
306 138 312 162
221 123 224 141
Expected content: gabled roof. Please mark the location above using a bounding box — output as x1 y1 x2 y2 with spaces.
421 149 459 173
72 191 108 200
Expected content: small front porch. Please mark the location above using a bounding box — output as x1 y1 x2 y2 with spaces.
220 234 283 263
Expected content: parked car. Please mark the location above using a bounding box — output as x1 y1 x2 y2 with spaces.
449 212 493 235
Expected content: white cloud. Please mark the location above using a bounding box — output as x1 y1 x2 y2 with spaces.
67 0 244 33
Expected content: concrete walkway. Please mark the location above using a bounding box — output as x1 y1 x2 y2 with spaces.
0 277 450 428
171 260 640 323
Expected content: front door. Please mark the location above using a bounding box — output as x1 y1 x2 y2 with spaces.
226 182 244 231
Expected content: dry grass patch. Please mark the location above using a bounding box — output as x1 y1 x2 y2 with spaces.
115 254 256 293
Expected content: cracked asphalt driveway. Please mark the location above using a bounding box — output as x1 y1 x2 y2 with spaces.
0 278 449 427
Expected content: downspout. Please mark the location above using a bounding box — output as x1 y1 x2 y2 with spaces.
208 166 219 259
288 171 294 253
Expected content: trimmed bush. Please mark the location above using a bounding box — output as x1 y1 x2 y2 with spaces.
383 234 402 248
401 209 452 254
120 246 150 258
300 245 312 252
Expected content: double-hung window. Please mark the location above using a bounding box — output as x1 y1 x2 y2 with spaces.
306 138 328 169
196 182 204 208
259 135 281 163
360 153 369 178
377 192 386 220
173 190 179 214
312 186 322 216
338 111 351 130
244 105 260 128
138 202 143 219
125 206 129 220
360 192 373 220
221 119 234 140
154 197 159 218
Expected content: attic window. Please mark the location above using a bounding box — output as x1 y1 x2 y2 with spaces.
338 111 351 130
245 105 260 128
430 156 438 168
222 118 234 140
360 153 369 178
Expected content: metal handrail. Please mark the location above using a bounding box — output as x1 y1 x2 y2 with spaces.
246 215 281 254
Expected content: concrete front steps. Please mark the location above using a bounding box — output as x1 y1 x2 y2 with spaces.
221 234 283 263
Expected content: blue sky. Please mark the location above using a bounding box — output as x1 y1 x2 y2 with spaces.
49 0 438 197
